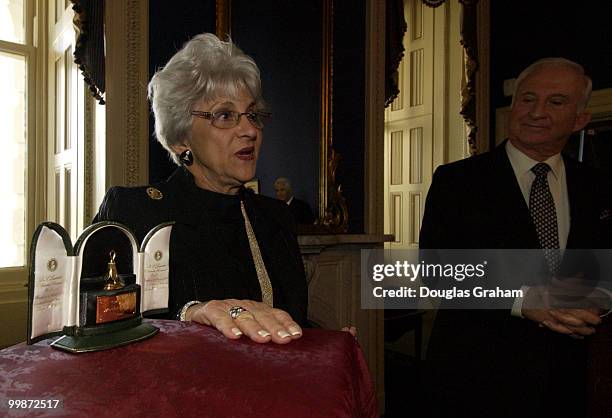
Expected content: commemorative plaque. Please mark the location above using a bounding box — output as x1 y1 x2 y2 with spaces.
27 221 174 353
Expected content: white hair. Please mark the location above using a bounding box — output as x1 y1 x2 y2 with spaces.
274 177 293 192
148 33 263 164
511 57 592 113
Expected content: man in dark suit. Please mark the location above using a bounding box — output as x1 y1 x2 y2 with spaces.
420 58 609 417
273 177 315 225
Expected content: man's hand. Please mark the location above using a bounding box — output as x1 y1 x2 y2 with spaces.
523 307 601 338
522 287 602 338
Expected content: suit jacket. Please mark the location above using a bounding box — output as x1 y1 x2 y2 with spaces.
288 197 315 225
93 167 308 326
419 142 609 417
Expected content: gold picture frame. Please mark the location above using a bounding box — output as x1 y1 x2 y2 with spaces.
215 0 347 233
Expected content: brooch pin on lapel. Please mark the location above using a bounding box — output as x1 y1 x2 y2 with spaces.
146 187 163 200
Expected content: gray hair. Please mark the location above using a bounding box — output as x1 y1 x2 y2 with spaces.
148 33 263 164
274 177 293 192
511 57 592 113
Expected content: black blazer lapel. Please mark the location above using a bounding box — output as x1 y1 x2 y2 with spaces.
564 156 600 249
485 143 540 248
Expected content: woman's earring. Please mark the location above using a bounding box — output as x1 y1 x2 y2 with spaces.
179 149 193 166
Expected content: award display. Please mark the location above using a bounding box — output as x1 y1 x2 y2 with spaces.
27 221 174 353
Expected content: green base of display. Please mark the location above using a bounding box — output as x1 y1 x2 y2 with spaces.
50 323 159 353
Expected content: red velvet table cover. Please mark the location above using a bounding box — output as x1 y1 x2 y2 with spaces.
0 320 377 417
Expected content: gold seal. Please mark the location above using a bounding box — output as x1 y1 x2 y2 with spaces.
47 258 58 272
154 250 163 261
146 187 163 200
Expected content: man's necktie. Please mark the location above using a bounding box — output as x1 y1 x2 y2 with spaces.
529 163 561 274
240 201 274 306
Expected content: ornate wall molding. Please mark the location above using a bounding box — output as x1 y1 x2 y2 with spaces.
125 0 145 186
105 0 149 187
84 93 94 223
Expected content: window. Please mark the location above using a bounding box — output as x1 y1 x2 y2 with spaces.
48 0 88 241
0 0 90 267
0 0 32 268
0 0 106 348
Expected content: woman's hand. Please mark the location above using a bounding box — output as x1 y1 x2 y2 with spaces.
341 326 357 337
186 299 303 344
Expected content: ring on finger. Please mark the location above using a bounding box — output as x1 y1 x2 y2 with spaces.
229 305 254 320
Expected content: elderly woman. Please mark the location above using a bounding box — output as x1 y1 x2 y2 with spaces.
94 33 307 344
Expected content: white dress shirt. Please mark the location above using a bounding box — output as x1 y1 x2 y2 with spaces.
504 141 611 318
505 140 570 250
505 141 570 317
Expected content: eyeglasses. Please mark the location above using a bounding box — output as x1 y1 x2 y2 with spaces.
190 110 272 129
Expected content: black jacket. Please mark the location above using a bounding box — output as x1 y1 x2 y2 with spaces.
419 142 610 417
94 167 308 325
420 141 607 250
288 197 315 225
